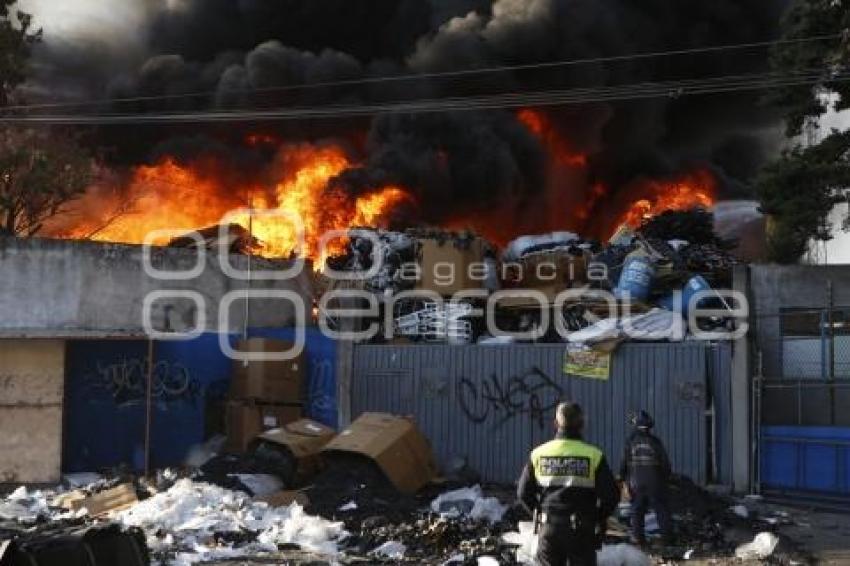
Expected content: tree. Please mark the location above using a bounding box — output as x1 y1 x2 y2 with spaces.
0 3 94 237
758 0 850 262
0 127 93 235
767 0 850 137
0 0 41 106
756 130 850 262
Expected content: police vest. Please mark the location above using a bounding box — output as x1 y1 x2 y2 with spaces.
531 438 603 489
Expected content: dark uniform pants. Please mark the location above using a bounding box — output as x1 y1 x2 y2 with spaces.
630 484 673 542
537 523 598 566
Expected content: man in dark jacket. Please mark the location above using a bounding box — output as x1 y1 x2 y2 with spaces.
620 410 674 545
517 402 620 566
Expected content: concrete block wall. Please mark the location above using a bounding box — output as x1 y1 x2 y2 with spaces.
0 237 314 336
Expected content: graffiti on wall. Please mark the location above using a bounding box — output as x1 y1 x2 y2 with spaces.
457 366 563 430
84 357 200 405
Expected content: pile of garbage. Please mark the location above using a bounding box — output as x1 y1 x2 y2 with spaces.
325 228 417 297
320 209 740 346
2 410 808 565
0 465 808 565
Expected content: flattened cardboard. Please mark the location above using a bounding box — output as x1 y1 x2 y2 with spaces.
517 251 587 289
225 401 303 453
255 419 336 479
229 338 305 403
416 237 487 296
322 413 438 494
255 489 310 508
70 483 138 516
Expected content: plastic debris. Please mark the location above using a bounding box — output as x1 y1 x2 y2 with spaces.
370 540 407 559
683 548 695 560
0 487 50 522
729 504 749 518
735 532 779 560
430 485 508 523
501 521 538 564
568 309 685 344
504 231 580 261
503 523 650 566
338 501 358 512
227 473 284 497
118 479 346 563
395 300 474 344
63 472 103 488
477 556 500 566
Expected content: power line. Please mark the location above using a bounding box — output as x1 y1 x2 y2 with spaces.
2 67 845 125
4 32 843 113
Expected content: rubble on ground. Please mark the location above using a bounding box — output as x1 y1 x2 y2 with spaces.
0 468 816 566
0 414 811 566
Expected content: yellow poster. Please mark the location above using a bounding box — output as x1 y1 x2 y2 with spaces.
564 347 611 380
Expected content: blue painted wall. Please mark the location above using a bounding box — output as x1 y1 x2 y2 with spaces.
63 329 337 472
761 426 850 495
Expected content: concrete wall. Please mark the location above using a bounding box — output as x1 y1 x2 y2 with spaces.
0 340 65 483
0 237 314 336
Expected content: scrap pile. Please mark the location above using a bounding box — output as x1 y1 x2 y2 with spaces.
321 208 739 346
325 229 417 296
1 412 807 566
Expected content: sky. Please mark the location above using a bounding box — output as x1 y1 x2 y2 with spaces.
18 0 149 39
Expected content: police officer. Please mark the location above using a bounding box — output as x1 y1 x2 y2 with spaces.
620 410 673 546
517 402 619 566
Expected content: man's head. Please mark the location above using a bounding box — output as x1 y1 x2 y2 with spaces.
635 410 654 430
555 401 584 435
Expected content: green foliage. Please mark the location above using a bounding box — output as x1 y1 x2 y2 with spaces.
756 130 850 262
758 0 850 262
767 0 850 136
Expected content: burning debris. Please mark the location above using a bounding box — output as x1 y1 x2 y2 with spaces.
316 207 739 346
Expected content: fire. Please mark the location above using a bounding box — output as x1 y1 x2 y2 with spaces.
50 144 411 264
517 108 587 168
617 170 716 229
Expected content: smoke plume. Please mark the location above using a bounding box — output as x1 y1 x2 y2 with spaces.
25 0 791 238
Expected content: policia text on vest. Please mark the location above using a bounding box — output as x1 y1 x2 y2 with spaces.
517 403 619 566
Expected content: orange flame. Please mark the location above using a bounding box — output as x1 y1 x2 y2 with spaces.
617 170 716 230
50 143 411 264
517 108 587 168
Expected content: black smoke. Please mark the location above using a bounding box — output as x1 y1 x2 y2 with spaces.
27 0 790 236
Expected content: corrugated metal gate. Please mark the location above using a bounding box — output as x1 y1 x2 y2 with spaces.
352 342 720 484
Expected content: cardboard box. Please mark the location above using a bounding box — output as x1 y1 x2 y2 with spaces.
254 419 336 480
64 483 138 516
508 250 587 290
254 489 310 508
415 237 487 296
225 401 303 453
229 338 305 403
322 413 438 494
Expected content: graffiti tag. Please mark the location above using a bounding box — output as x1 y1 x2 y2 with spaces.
85 358 199 405
457 366 563 429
